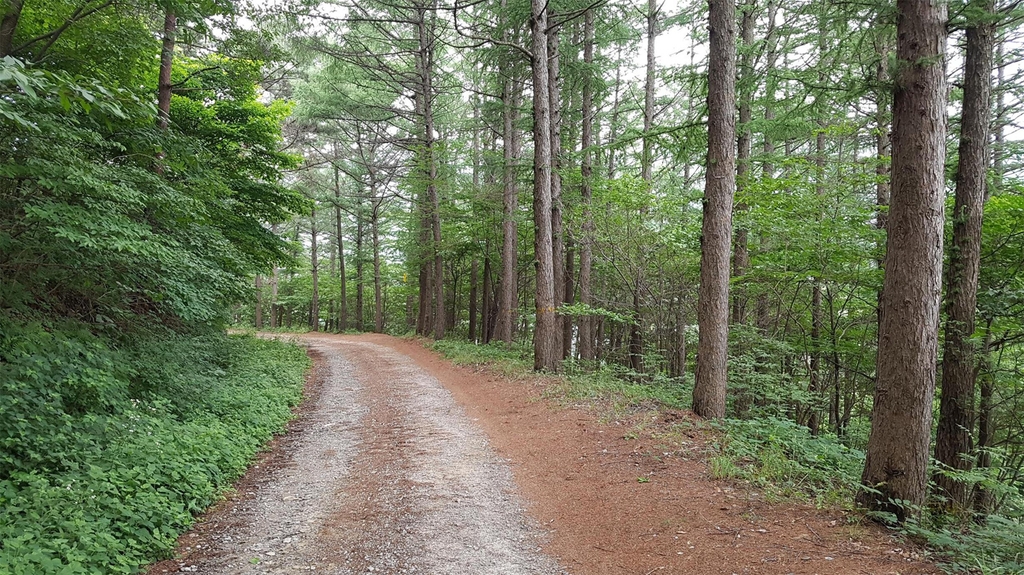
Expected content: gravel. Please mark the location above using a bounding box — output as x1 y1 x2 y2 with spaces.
177 335 565 575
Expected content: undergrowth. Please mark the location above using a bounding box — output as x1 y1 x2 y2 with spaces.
0 319 310 574
430 339 532 376
708 417 864 506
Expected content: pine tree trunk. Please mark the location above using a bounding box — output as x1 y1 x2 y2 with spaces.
693 0 737 419
549 26 565 359
469 259 479 342
974 320 996 512
356 203 365 331
482 251 493 343
494 74 521 344
373 202 383 333
858 0 947 520
578 8 596 362
157 9 176 131
310 208 320 332
415 4 444 341
935 0 995 511
335 166 348 332
731 0 754 326
531 0 558 371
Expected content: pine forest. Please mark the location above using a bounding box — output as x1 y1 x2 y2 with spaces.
3 0 1024 571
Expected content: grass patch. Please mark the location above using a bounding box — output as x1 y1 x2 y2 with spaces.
429 339 533 376
0 320 310 574
552 362 691 415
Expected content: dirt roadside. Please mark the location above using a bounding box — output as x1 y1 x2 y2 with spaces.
364 334 939 575
148 333 939 575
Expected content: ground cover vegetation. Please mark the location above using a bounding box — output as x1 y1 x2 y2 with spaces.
0 0 312 572
246 0 1024 569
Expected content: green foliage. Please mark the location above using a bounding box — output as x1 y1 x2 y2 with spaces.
0 320 309 574
430 339 533 375
904 512 1024 574
709 418 864 506
0 50 304 329
557 362 691 413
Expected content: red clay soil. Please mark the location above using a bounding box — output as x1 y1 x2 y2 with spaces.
365 334 940 575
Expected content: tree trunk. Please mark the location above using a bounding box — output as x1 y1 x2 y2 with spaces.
531 0 558 371
416 5 444 340
578 8 596 362
157 9 176 131
692 0 737 419
494 74 521 344
469 259 479 342
356 201 365 331
335 167 348 332
563 238 574 359
482 251 493 343
934 0 995 510
808 280 823 434
731 0 754 325
373 202 383 333
549 24 565 359
974 320 996 513
0 0 24 58
808 125 826 435
270 265 279 328
310 208 320 332
858 0 947 520
255 275 264 329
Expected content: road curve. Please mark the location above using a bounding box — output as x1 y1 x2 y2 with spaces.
154 333 565 575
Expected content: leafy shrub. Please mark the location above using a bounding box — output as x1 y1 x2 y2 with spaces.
0 319 309 574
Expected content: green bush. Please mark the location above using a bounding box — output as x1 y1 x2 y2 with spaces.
0 320 309 574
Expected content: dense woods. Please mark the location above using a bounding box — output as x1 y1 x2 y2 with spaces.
5 0 1024 570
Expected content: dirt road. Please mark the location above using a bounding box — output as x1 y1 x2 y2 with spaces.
149 333 939 575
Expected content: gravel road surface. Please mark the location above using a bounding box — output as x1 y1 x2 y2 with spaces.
158 334 565 575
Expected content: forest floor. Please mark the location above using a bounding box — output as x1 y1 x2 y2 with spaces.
147 333 941 575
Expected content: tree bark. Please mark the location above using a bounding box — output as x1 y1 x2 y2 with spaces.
578 8 596 362
310 208 320 332
270 264 279 328
934 0 995 511
356 199 365 331
693 0 736 419
416 4 444 340
494 74 521 344
731 0 754 326
482 251 493 343
255 275 264 329
549 24 565 359
0 0 24 58
157 9 176 131
531 0 558 371
372 201 383 333
858 0 947 520
469 258 479 342
335 166 348 332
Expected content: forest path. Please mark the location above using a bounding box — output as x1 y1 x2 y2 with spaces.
149 333 939 575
